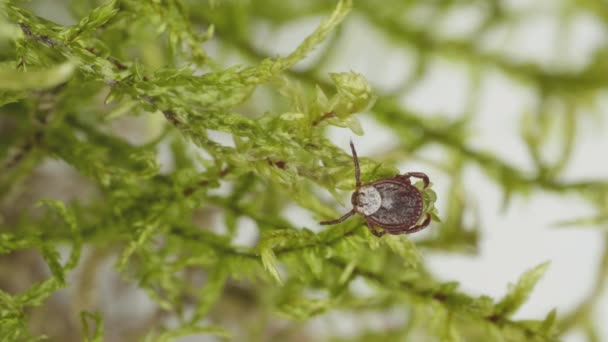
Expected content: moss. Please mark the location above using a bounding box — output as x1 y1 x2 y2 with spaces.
1 0 607 341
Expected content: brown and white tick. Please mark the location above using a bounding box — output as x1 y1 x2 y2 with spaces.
320 141 434 237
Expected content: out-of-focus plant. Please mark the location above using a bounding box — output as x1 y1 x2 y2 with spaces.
1 0 607 341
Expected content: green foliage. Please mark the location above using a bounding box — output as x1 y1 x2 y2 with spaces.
495 262 551 318
1 0 607 341
0 61 76 91
0 201 82 340
80 311 103 342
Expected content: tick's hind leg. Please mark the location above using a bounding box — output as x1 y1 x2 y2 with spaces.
385 214 432 235
405 172 429 188
405 214 431 234
394 172 429 188
366 220 385 237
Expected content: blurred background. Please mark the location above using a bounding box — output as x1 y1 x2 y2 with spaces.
2 0 608 341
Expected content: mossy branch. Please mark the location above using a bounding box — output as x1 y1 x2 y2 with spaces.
1 0 606 341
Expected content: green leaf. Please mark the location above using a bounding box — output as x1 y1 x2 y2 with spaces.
495 262 550 317
273 0 352 71
37 200 82 271
540 308 558 335
81 311 104 342
0 20 20 40
117 221 160 271
40 244 66 285
328 71 377 117
553 214 608 228
383 235 421 269
256 229 321 284
278 297 332 320
0 289 18 311
0 62 76 91
190 266 228 323
149 325 230 342
60 0 119 42
0 90 25 106
16 277 62 307
260 246 283 285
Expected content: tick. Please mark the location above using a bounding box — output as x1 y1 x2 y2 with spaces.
320 141 432 237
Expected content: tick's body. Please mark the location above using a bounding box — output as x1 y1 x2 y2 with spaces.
355 179 423 230
320 142 432 237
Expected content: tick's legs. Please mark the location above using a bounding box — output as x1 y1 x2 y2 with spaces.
319 209 355 225
404 172 430 188
405 214 431 234
366 220 385 237
321 142 361 227
349 140 361 188
385 214 432 235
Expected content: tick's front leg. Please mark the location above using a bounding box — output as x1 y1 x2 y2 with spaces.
320 209 355 225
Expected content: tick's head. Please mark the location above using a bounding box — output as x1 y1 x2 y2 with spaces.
352 185 382 216
350 190 359 207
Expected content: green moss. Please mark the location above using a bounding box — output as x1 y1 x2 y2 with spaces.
1 0 607 341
